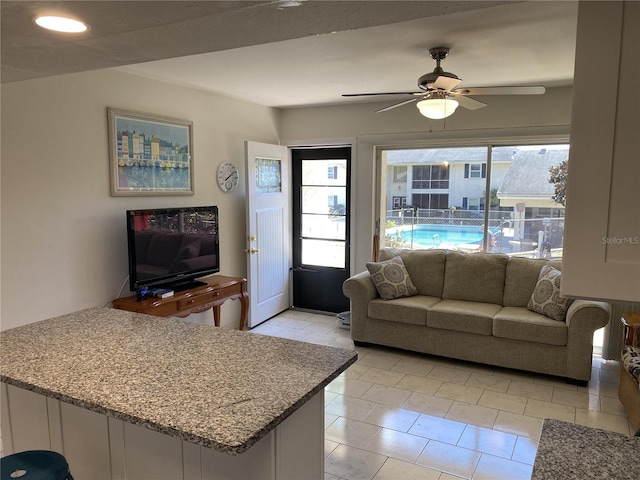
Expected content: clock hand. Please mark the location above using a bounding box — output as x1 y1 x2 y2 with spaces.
225 172 237 181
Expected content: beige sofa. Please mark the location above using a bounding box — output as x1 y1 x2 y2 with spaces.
343 249 610 385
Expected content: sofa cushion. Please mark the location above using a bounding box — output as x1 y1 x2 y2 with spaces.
493 307 568 346
366 256 418 300
368 296 440 326
503 257 562 307
379 249 446 297
427 300 500 335
527 265 573 321
442 252 508 305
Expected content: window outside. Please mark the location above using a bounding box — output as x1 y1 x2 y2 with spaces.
382 145 568 259
393 166 407 183
300 159 347 268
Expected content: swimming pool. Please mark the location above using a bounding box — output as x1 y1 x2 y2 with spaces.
391 225 484 247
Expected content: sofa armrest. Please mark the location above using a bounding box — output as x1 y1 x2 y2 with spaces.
566 299 610 331
565 299 610 381
343 271 379 301
343 271 379 341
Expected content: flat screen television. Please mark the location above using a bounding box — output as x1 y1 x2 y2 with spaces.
126 206 219 292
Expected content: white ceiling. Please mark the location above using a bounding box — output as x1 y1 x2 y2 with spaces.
2 1 579 110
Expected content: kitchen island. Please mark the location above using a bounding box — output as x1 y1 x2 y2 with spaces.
0 308 357 479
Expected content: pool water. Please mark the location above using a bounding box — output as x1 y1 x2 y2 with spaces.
395 225 484 247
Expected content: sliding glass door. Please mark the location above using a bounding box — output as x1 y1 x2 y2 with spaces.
381 144 569 259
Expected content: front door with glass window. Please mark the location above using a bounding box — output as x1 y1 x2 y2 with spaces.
245 141 291 328
292 147 351 313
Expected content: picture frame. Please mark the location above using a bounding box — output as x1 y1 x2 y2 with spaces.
107 108 194 196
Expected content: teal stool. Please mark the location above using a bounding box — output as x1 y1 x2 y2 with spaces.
0 450 73 480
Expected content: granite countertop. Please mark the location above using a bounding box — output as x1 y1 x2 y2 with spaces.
0 307 357 455
532 419 640 479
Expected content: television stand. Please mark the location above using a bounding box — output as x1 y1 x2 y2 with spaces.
112 275 249 330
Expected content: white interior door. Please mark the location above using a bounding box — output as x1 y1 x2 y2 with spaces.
245 141 291 328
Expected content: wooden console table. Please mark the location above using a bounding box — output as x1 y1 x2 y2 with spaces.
112 275 249 330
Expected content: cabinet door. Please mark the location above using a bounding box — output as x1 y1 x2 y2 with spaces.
562 0 640 303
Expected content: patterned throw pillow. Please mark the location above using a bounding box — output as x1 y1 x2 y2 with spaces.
366 256 418 300
622 345 640 381
527 265 574 321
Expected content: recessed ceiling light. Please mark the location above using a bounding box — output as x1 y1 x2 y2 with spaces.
34 16 89 33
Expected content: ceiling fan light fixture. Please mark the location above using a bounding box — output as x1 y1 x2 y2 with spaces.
416 97 459 120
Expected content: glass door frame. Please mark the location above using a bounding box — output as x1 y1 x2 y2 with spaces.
291 146 352 313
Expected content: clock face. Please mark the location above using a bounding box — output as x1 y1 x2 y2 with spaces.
217 162 239 192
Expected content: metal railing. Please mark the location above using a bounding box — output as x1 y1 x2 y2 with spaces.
384 209 564 258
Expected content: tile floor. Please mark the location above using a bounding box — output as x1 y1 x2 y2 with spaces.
250 309 633 480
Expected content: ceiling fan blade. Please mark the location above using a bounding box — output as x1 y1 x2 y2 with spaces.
454 86 546 96
342 92 421 97
454 95 487 110
376 98 418 113
433 76 462 92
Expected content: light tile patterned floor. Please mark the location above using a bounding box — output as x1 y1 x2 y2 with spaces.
250 309 633 480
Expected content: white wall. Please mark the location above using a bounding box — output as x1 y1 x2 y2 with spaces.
2 70 601 330
1 69 280 330
280 87 573 272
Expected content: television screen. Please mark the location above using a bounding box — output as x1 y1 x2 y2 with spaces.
126 206 219 292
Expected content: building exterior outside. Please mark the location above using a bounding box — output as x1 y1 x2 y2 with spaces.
383 145 568 257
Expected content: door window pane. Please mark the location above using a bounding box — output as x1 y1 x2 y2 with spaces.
303 159 346 186
300 158 347 267
255 157 281 193
491 145 567 258
301 239 345 268
301 214 345 240
302 186 345 214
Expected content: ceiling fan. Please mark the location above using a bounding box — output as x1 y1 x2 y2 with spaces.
342 47 545 119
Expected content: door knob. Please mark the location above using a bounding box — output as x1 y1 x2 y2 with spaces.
248 235 257 241
244 248 261 254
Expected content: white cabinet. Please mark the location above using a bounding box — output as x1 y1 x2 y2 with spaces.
562 0 640 303
1 383 325 480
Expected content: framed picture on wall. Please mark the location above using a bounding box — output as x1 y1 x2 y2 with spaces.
107 108 194 196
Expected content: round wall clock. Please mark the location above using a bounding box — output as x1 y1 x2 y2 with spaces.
217 162 239 192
